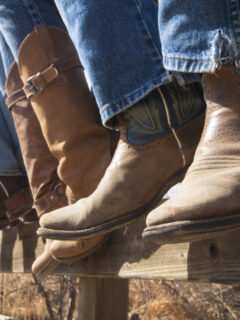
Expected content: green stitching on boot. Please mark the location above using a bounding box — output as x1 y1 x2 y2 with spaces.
124 81 205 146
162 81 206 129
123 89 170 145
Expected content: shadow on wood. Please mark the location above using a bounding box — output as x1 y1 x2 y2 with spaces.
0 216 240 283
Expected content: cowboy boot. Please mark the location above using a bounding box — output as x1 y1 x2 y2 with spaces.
6 62 110 278
143 66 240 244
37 59 206 240
18 24 111 203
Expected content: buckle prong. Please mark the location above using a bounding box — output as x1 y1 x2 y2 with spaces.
26 74 43 95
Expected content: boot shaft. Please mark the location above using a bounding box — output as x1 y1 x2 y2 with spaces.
18 25 111 200
5 62 67 216
194 66 240 161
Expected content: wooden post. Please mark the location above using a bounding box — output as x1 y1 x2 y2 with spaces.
78 277 129 320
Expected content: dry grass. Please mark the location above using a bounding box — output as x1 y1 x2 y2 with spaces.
0 274 78 320
129 280 240 320
0 274 240 319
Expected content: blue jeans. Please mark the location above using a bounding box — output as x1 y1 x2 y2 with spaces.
0 0 64 176
0 0 239 126
0 33 25 176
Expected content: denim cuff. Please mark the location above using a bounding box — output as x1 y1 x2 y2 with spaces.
101 72 171 127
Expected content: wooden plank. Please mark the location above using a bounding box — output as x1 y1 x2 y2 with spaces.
1 217 240 283
77 278 128 320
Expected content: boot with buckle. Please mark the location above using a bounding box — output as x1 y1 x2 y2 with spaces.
6 60 111 278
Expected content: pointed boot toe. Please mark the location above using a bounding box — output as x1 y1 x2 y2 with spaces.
32 240 59 279
50 234 109 261
143 66 240 244
38 81 206 240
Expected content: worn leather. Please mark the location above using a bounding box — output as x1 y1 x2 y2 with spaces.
50 234 108 261
31 240 59 278
145 66 240 231
18 25 111 201
39 82 206 239
6 62 67 276
6 60 109 275
5 62 66 217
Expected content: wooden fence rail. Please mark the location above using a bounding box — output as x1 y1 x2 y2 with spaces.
0 215 240 319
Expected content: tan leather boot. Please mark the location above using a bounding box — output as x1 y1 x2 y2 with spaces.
18 24 111 202
38 78 206 239
6 62 110 278
143 66 240 244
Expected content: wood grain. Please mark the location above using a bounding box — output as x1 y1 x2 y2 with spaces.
78 278 128 320
1 217 240 283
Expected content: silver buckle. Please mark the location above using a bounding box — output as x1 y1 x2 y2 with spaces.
26 73 43 95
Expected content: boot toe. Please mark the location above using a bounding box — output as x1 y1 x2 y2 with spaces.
39 211 60 229
146 207 163 227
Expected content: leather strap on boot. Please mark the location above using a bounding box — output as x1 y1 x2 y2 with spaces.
18 24 111 201
34 182 66 217
24 57 82 98
5 62 68 217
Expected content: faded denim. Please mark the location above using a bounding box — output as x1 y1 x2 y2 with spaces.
0 0 239 126
0 0 64 176
0 0 65 61
54 0 201 126
0 35 24 176
159 0 240 73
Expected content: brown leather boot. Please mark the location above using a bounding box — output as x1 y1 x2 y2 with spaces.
38 75 206 239
6 63 65 217
6 62 110 278
0 174 33 228
143 66 240 244
18 24 111 202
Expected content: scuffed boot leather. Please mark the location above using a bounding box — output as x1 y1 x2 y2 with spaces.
143 66 240 244
6 62 110 278
6 62 66 277
5 63 67 217
18 25 111 201
39 80 206 240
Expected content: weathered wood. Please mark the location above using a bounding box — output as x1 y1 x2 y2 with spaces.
78 278 128 320
1 217 240 283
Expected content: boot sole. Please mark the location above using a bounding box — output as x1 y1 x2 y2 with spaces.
142 213 240 244
34 234 110 279
37 169 186 240
51 233 110 262
33 259 60 280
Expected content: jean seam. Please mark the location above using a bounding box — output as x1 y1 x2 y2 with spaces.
163 55 240 66
163 56 212 63
135 0 162 62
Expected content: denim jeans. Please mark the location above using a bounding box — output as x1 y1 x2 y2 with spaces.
0 34 24 176
0 0 64 176
0 0 239 126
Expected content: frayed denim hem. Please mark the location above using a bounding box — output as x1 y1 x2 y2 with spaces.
163 25 240 74
163 54 240 74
